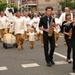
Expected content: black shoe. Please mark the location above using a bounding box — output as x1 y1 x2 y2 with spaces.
73 70 75 73
67 59 71 63
51 60 55 65
47 62 52 67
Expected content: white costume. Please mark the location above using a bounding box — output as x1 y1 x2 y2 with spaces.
4 7 14 18
13 17 25 35
27 32 36 41
54 18 61 33
13 16 25 50
32 17 40 33
0 16 9 42
59 12 73 26
24 16 31 31
7 16 16 33
0 16 8 29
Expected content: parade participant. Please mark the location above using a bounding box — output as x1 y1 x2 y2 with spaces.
4 4 14 18
52 12 61 47
59 7 73 25
71 18 75 73
13 11 25 50
62 12 72 63
26 27 36 49
32 13 40 40
59 7 73 45
24 12 31 41
39 13 46 47
39 6 55 67
0 11 8 42
39 26 44 47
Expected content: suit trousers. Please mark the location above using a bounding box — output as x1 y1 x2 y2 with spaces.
65 38 71 60
71 39 75 70
43 34 55 63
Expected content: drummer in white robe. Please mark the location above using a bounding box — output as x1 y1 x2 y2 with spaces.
0 11 9 42
13 12 25 50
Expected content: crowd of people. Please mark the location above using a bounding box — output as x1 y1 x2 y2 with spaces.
0 5 75 73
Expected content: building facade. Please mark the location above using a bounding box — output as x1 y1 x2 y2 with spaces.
0 0 62 13
20 0 62 13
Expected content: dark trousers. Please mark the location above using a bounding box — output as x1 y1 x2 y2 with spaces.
43 34 55 63
71 39 75 70
65 38 71 60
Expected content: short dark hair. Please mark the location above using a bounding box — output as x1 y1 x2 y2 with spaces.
45 6 53 11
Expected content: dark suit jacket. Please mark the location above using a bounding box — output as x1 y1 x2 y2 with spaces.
39 15 55 39
71 23 75 40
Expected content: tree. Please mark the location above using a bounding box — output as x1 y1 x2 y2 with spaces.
59 0 75 11
0 2 7 11
10 4 18 13
0 1 18 13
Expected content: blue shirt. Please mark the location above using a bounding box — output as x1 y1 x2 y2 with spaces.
47 18 50 28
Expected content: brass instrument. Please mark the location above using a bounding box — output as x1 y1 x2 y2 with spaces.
69 28 72 39
63 22 72 39
48 18 54 36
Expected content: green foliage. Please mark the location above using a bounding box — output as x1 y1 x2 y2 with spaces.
0 2 7 11
59 0 75 11
10 4 18 13
0 2 18 13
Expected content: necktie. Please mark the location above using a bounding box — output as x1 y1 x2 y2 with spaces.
47 18 50 28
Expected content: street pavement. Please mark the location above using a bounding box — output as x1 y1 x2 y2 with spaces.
0 33 75 75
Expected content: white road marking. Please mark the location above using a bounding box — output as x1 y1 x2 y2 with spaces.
21 63 39 68
54 52 73 61
0 66 8 71
54 52 67 59
59 35 64 37
70 73 75 75
55 61 68 65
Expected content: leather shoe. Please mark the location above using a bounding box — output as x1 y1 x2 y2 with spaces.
47 62 52 67
73 70 75 73
67 59 71 63
51 60 55 65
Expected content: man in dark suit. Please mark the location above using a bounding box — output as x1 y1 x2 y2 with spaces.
71 20 75 73
39 6 55 67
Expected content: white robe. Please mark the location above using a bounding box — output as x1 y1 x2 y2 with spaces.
13 17 25 34
4 7 13 18
59 12 73 26
54 18 61 33
27 32 36 41
32 17 40 33
24 17 31 31
0 16 8 29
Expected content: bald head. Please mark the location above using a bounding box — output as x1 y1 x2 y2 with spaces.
65 7 70 12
